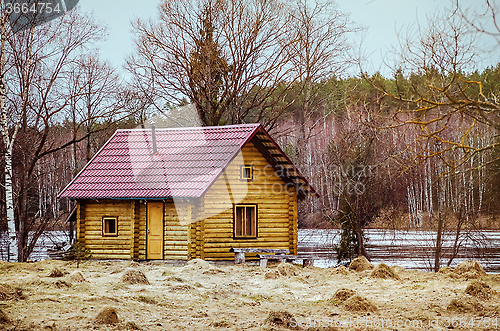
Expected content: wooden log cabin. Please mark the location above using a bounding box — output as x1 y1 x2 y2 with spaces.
58 124 317 261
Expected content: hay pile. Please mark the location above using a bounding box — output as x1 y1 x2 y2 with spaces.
330 288 356 303
169 284 196 292
330 266 350 275
438 266 454 274
447 296 483 313
0 284 25 301
128 261 140 268
454 260 486 279
264 270 280 279
121 269 150 285
164 276 186 283
342 295 378 313
182 258 224 275
370 263 400 280
277 263 298 277
464 280 494 300
210 318 232 328
0 309 9 325
47 267 64 278
94 306 120 324
263 311 298 329
304 327 339 331
348 256 374 272
437 266 460 279
264 263 299 279
68 271 86 283
53 280 71 288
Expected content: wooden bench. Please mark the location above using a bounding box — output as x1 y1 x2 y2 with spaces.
230 248 289 264
257 254 319 268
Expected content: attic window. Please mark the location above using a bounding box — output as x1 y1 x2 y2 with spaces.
234 204 257 238
240 165 253 181
102 217 118 237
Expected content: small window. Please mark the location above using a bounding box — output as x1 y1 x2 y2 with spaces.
240 165 253 181
102 217 118 237
234 205 257 238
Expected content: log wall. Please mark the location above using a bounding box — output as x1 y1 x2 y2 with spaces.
201 142 297 260
164 201 189 260
75 143 298 261
77 199 133 259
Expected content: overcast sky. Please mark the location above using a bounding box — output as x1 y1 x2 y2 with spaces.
78 0 499 75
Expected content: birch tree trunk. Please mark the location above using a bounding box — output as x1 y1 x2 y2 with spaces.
1 65 20 262
1 81 15 263
0 17 17 262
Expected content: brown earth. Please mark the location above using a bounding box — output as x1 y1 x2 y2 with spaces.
0 258 500 330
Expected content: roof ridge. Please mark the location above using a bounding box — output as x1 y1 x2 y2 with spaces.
117 123 261 132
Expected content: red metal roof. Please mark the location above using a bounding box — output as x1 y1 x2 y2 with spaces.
58 124 317 200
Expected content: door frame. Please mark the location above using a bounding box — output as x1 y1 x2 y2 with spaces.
146 201 164 259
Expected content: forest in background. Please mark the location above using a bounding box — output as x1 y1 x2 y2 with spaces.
0 0 498 271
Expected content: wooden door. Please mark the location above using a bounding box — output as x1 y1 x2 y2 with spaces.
147 202 164 259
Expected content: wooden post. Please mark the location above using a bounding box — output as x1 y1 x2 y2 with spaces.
259 257 267 268
138 201 146 259
199 196 205 259
234 252 245 264
303 259 314 267
187 203 192 259
288 186 298 255
200 218 205 260
76 201 85 245
130 200 138 259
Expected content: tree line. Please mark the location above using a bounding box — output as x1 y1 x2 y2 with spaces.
0 0 499 269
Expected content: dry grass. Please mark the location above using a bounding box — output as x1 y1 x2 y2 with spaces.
264 311 298 329
164 276 186 283
47 267 64 278
124 321 141 330
0 259 498 330
68 271 86 283
0 309 9 325
0 284 25 301
53 279 71 288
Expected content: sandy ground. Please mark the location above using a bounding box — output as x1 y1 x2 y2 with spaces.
1 258 500 331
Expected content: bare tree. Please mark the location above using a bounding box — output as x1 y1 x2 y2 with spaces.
0 8 137 262
127 0 304 128
286 0 358 156
454 0 500 44
359 3 499 270
407 135 491 271
362 6 500 174
67 55 123 165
